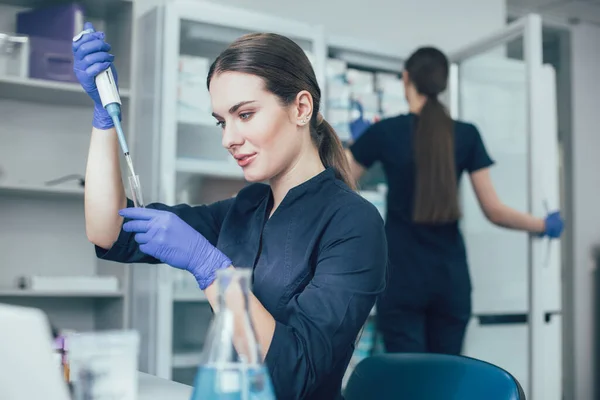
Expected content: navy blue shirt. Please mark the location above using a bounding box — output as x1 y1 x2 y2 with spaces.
96 168 387 400
350 113 494 267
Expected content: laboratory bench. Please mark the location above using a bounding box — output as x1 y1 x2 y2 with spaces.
138 372 193 400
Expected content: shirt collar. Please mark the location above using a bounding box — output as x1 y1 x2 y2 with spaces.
270 167 336 210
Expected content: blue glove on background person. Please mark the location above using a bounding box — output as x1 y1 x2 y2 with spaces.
542 211 564 238
72 21 118 130
119 208 232 290
349 100 372 141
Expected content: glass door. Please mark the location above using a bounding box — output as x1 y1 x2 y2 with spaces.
447 14 561 400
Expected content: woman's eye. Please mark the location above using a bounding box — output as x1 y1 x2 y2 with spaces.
240 112 253 120
216 120 225 128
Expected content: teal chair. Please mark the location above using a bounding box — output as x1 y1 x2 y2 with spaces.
344 353 526 400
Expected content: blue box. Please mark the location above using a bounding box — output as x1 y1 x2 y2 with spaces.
16 3 85 82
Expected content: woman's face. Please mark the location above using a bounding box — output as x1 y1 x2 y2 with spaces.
209 71 306 183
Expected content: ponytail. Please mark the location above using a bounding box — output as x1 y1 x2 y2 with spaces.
314 115 356 190
412 96 460 223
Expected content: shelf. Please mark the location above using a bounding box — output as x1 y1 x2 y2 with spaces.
176 158 245 179
173 289 209 302
0 75 130 107
0 0 132 18
0 182 84 198
0 289 124 298
172 350 202 369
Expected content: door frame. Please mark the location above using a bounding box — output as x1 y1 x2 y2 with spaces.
447 13 554 400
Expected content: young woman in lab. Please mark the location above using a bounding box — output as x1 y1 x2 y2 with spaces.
346 46 564 356
73 23 387 400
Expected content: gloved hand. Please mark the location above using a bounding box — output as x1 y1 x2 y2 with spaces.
349 100 372 141
72 21 118 130
542 211 564 238
119 208 232 290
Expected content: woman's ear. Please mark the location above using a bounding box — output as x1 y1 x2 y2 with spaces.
402 70 409 85
402 71 412 100
293 90 313 126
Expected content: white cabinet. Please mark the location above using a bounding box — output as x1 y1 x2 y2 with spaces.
0 0 133 336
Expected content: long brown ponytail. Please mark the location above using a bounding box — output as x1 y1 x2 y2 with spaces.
314 115 356 190
406 47 461 223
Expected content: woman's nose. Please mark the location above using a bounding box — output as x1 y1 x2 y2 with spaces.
222 123 244 149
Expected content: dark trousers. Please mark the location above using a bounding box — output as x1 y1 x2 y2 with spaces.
376 259 472 355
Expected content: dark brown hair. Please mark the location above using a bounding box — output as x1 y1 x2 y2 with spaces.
405 47 460 224
206 33 355 190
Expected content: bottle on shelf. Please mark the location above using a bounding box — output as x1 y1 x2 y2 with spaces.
191 268 275 400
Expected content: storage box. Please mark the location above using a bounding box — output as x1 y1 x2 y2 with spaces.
326 58 347 82
178 55 210 83
16 3 84 41
0 33 29 78
26 36 77 82
16 3 85 82
16 275 119 293
346 68 374 93
326 81 351 109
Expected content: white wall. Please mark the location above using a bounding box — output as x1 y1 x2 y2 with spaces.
205 0 506 54
568 22 600 400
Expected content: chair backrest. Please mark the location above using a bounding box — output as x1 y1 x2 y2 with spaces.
344 353 526 400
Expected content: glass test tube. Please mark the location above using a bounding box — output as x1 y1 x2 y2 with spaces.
128 175 145 208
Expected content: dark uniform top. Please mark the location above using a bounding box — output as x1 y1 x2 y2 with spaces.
349 113 494 353
96 168 388 400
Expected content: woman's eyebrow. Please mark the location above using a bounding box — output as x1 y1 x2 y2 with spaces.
212 100 257 119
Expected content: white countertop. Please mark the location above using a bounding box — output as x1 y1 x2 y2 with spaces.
138 372 193 400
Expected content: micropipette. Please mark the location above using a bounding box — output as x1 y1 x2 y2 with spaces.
77 28 144 207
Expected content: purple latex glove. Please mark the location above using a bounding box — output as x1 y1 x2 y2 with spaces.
542 211 564 239
72 22 118 130
349 100 372 141
119 208 232 290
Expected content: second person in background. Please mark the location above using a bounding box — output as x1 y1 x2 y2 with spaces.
73 22 387 400
346 47 564 355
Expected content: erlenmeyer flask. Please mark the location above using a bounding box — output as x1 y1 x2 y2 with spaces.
191 268 276 400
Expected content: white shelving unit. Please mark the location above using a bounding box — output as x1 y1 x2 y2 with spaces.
323 34 406 191
0 75 131 105
130 0 327 385
0 0 133 335
324 36 407 387
0 289 124 298
0 181 84 197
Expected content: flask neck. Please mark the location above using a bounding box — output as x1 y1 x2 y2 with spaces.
217 268 252 313
207 268 261 366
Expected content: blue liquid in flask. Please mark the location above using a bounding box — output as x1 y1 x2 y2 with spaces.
191 363 275 400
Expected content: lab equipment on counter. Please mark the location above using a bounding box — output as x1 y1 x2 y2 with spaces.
0 33 29 78
191 268 275 400
0 304 72 400
52 330 71 382
68 330 140 400
16 275 119 293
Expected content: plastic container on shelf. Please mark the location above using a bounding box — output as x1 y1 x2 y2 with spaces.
0 33 29 78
